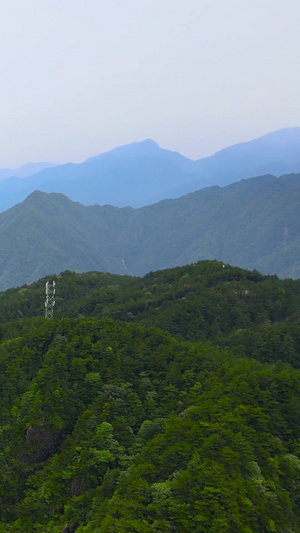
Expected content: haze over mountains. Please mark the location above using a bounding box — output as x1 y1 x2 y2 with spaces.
1 171 300 290
0 162 55 182
1 127 300 212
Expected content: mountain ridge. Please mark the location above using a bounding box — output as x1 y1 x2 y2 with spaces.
1 127 300 211
0 161 55 182
0 171 300 289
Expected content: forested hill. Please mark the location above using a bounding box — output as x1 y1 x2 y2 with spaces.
1 261 300 365
1 171 300 290
1 261 300 531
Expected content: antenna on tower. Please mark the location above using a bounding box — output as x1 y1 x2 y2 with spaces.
45 280 56 319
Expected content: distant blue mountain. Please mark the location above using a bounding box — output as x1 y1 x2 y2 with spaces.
162 127 300 200
1 128 300 211
0 140 196 211
0 162 55 182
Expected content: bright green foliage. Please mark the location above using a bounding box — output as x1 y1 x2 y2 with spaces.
0 262 300 530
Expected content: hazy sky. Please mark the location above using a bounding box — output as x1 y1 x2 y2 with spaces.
0 0 299 166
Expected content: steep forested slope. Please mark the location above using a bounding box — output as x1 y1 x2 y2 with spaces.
1 172 300 290
1 318 300 532
1 261 300 531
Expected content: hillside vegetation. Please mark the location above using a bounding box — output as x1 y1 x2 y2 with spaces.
1 172 300 290
1 261 300 531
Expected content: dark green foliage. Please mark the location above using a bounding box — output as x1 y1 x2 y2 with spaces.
222 321 300 368
1 261 300 346
1 261 300 531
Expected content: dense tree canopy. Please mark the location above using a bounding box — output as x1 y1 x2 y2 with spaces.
0 261 300 531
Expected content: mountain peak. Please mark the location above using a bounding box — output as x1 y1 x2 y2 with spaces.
87 139 161 162
111 139 161 156
138 138 159 147
24 190 71 206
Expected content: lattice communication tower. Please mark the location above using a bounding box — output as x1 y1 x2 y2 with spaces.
45 280 56 319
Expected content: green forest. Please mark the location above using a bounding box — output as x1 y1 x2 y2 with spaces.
1 261 300 532
2 173 300 292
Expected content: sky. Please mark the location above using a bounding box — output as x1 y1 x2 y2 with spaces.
0 0 299 167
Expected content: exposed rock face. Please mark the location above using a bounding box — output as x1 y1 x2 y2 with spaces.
62 525 78 533
19 424 63 464
71 475 86 496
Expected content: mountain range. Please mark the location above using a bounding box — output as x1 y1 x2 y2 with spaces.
0 161 55 182
1 127 300 211
2 130 300 531
1 171 300 290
